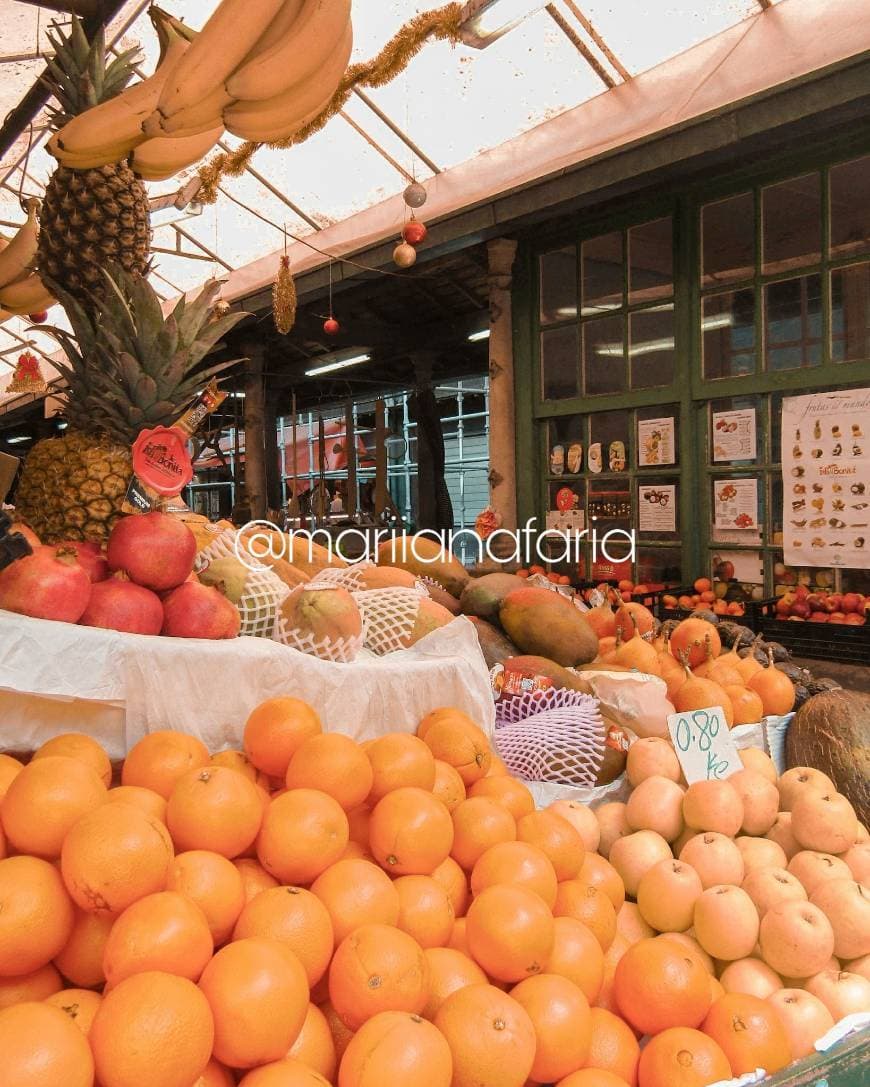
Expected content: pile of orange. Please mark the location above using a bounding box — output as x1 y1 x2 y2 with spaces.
0 698 867 1087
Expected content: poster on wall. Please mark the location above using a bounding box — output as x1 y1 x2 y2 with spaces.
638 484 676 532
712 408 757 462
638 418 676 466
713 479 758 532
781 388 870 569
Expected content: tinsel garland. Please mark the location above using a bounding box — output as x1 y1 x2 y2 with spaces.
273 254 297 334
197 3 465 203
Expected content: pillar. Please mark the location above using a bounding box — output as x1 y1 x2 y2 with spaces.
263 393 282 515
487 237 519 532
410 351 437 530
242 344 267 521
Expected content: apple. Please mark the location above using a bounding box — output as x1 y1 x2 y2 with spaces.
779 571 798 585
844 613 865 625
790 601 811 619
794 585 810 601
829 612 846 624
808 611 829 622
715 560 735 581
775 596 793 616
806 594 826 612
827 593 842 611
841 593 863 614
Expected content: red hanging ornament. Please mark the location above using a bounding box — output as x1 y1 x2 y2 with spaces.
402 217 427 246
8 352 46 394
28 311 48 324
323 316 340 335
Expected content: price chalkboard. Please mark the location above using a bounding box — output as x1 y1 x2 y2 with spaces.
667 706 742 784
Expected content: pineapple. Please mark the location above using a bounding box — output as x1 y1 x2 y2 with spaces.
37 18 151 299
15 269 244 543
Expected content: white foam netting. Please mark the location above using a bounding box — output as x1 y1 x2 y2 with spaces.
494 688 607 788
352 587 428 656
195 530 290 639
273 580 367 663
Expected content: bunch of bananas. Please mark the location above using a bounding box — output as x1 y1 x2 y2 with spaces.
0 201 56 321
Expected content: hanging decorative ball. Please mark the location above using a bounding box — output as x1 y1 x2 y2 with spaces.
393 242 418 269
323 316 340 335
403 181 427 209
273 254 297 335
213 300 231 319
402 218 428 246
27 311 49 324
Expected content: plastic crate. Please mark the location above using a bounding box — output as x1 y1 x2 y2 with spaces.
655 588 756 629
751 598 870 665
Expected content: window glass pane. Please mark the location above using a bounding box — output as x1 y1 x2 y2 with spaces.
764 274 823 371
547 416 584 476
710 395 763 466
589 411 630 474
540 247 578 324
703 290 756 378
702 192 755 287
771 475 783 547
630 305 675 389
589 477 632 533
637 477 680 540
831 262 870 363
541 326 579 400
637 404 679 468
637 547 682 588
762 173 821 275
629 217 673 304
830 155 870 258
583 314 626 394
582 231 623 316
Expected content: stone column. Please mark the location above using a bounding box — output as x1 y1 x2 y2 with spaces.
263 392 282 516
487 237 519 532
242 344 267 521
410 351 437 530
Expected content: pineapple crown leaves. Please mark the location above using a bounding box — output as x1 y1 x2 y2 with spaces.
41 18 141 126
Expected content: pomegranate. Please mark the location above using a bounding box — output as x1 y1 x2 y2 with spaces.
107 512 196 592
162 582 240 639
9 522 40 549
80 572 163 636
57 540 109 583
0 545 91 623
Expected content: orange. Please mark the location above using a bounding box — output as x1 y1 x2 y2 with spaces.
451 796 517 871
199 937 308 1068
447 917 472 956
616 903 655 946
637 1027 731 1087
511 972 592 1082
421 947 487 1019
166 850 246 945
596 933 630 1014
121 729 210 799
233 886 334 987
417 706 471 740
556 1071 631 1087
0 1001 94 1087
106 785 167 822
553 880 617 952
613 938 712 1035
581 854 627 913
311 858 399 944
470 841 558 908
0 963 62 1008
0 819 5 861
701 992 791 1076
1 756 106 858
366 734 436 804
194 1059 236 1086
369 786 454 876
235 857 279 902
420 713 492 785
0 753 23 800
44 988 102 1035
211 748 263 783
584 1007 640 1087
339 1009 453 1087
467 775 535 820
285 733 374 811
431 855 470 918
433 982 536 1087
487 753 510 776
347 805 372 845
517 810 585 881
466 884 555 982
0 856 74 976
102 890 213 987
432 759 466 812
237 1058 332 1085
60 802 173 915
34 732 112 787
328 922 429 1031
320 998 356 1063
287 1002 337 1081
91 971 213 1087
52 907 113 988
257 788 349 884
637 859 703 933
244 698 322 778
166 765 263 859
339 840 370 862
394 875 454 949
544 915 605 1004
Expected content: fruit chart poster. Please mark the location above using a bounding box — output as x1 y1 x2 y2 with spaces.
782 388 870 568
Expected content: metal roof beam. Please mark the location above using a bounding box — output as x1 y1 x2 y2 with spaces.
757 0 773 9
545 3 615 88
215 141 326 232
351 89 442 176
558 0 631 80
339 112 416 184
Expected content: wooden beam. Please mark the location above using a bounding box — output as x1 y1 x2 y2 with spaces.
546 3 615 88
15 0 106 13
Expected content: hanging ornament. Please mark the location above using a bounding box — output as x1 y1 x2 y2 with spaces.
403 181 427 209
273 254 297 335
8 351 46 394
402 216 428 246
28 311 49 324
323 317 340 335
393 242 418 269
210 299 231 323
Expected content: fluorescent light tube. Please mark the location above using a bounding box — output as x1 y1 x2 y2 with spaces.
305 353 371 377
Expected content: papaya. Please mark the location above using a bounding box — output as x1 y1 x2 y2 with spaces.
502 655 587 693
426 582 462 615
467 616 520 670
376 534 469 597
355 565 417 590
460 572 527 621
499 587 598 667
398 597 455 648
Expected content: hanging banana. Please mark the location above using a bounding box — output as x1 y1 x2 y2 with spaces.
132 124 226 181
0 201 39 292
0 273 56 316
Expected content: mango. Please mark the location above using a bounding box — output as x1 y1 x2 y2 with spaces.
460 572 527 621
468 616 520 670
499 587 598 667
376 534 469 597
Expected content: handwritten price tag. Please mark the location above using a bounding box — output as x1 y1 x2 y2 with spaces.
667 706 743 784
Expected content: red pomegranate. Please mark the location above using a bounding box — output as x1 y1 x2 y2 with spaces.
0 545 92 623
57 540 109 583
79 571 163 635
107 512 196 592
161 581 240 639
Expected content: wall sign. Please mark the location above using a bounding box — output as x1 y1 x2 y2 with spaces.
667 707 742 783
781 388 869 569
638 417 675 466
714 478 758 532
712 408 757 462
638 484 676 533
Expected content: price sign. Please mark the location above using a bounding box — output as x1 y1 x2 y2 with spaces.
667 706 742 784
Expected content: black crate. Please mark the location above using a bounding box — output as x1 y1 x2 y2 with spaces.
751 598 870 665
655 588 756 630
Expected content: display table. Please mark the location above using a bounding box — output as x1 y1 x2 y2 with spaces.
0 612 495 758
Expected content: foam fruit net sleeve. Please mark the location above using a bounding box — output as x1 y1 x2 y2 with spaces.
352 587 429 656
196 530 290 639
